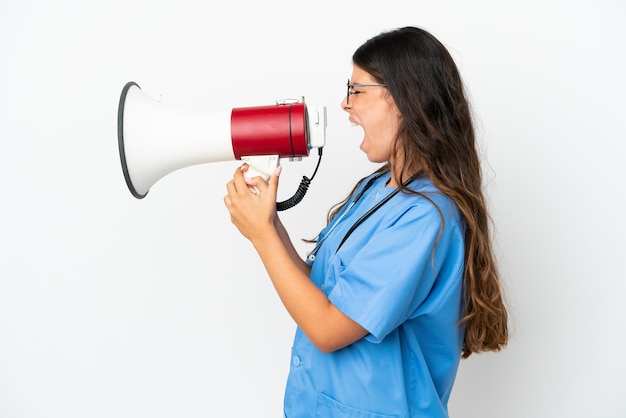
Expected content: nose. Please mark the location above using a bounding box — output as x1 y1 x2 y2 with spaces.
341 96 350 111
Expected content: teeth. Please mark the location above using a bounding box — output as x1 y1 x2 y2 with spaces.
350 122 359 127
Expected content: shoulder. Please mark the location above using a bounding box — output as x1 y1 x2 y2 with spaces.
398 178 463 226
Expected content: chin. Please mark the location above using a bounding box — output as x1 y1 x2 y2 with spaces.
366 155 386 163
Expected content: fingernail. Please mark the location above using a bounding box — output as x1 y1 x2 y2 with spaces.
275 166 282 177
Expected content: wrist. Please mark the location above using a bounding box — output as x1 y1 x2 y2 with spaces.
250 224 281 252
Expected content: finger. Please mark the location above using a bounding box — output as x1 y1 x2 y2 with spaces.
267 165 282 194
247 185 260 196
245 175 268 195
232 165 251 195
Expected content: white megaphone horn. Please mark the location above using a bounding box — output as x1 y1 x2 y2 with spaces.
117 82 326 209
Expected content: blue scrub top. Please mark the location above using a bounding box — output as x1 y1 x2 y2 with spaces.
284 172 465 418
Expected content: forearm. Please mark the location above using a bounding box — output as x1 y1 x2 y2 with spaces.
273 216 311 276
251 228 367 353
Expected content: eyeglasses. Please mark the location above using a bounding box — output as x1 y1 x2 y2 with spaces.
346 79 387 105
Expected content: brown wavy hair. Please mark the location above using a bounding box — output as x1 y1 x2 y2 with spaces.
330 26 508 358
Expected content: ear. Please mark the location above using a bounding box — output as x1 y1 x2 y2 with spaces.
386 94 401 118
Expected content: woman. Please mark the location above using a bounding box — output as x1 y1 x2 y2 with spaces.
224 26 508 418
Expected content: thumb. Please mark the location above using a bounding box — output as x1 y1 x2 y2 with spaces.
268 165 282 193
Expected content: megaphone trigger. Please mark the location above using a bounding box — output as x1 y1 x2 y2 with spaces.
240 155 280 182
241 154 279 196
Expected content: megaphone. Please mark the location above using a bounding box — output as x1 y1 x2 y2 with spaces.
117 82 326 209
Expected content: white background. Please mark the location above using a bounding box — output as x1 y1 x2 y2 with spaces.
1 0 625 417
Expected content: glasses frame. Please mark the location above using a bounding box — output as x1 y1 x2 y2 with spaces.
346 79 387 105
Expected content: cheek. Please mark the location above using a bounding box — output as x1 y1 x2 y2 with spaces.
359 100 400 155
371 113 399 146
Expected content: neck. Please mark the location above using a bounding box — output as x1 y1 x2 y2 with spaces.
386 167 424 188
385 177 398 188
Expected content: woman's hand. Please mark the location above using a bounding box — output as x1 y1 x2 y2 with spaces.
224 164 282 243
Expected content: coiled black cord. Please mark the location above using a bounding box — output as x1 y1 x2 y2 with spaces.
276 148 323 211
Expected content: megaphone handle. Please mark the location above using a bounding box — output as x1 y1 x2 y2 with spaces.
240 155 280 182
